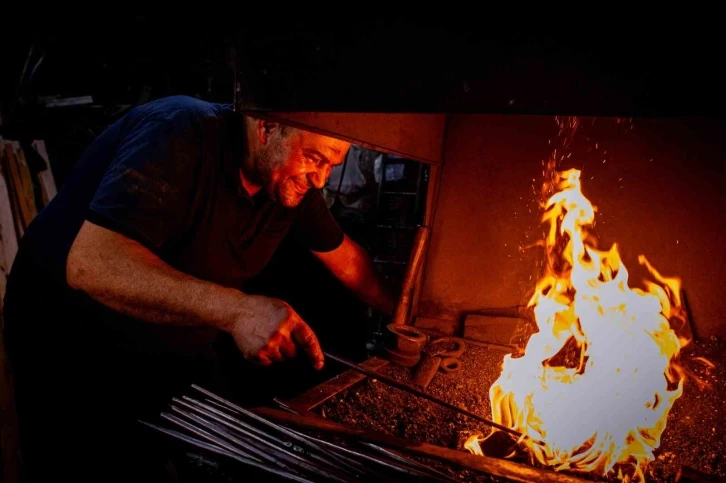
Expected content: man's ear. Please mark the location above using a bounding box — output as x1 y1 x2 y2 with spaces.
256 119 281 144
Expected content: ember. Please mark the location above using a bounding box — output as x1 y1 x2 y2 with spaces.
469 169 689 482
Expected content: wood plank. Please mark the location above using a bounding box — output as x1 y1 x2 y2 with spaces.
287 357 389 411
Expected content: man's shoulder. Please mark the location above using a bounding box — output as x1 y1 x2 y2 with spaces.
296 188 329 214
127 96 235 131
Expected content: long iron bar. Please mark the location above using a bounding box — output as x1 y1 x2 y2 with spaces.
322 351 544 446
138 421 316 483
191 383 386 464
271 398 457 483
284 425 454 483
203 397 240 413
161 412 272 465
182 394 365 477
359 441 461 483
175 397 362 481
169 405 350 483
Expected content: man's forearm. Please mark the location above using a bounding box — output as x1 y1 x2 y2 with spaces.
347 249 395 315
67 221 243 331
352 270 396 316
314 235 395 315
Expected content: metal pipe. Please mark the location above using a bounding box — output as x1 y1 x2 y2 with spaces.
322 351 544 446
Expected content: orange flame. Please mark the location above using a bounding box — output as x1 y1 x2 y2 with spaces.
482 169 685 481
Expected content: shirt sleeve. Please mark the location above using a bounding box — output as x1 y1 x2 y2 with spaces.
288 189 345 252
86 115 204 251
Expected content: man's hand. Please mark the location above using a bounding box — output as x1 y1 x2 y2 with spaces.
67 221 325 370
229 296 325 370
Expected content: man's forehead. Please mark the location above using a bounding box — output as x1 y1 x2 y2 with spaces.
297 130 350 156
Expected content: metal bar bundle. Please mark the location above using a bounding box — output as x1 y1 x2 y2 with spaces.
140 384 457 483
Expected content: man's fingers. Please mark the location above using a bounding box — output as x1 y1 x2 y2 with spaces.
291 320 324 370
265 334 286 362
250 352 272 366
280 337 297 359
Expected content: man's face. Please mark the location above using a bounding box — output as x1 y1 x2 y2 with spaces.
255 125 350 208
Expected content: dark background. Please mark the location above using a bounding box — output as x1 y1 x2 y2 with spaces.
2 15 725 191
2 13 725 356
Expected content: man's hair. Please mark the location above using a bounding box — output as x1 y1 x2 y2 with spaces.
242 113 295 138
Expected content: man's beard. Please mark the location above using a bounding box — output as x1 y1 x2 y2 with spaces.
252 140 308 208
277 177 310 208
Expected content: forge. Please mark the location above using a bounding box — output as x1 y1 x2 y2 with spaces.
300 336 725 483
128 108 726 482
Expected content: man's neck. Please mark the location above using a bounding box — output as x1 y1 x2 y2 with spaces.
239 168 262 197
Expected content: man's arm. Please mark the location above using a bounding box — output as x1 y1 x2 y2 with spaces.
311 234 395 315
67 221 325 369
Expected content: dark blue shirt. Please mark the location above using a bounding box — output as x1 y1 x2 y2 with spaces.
4 95 344 353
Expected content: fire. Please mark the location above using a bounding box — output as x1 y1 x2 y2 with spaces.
469 169 686 481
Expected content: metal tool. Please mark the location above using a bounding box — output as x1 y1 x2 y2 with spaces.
413 337 466 388
322 351 544 446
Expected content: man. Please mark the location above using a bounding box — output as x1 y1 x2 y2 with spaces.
3 95 394 481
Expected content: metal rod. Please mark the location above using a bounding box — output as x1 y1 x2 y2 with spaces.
322 351 544 446
161 412 271 464
360 442 460 483
190 386 364 478
138 420 317 483
176 397 362 481
204 397 241 414
169 405 350 483
139 420 247 462
252 407 589 483
285 426 450 483
273 398 456 483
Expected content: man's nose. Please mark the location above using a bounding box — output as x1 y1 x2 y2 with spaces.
308 165 330 189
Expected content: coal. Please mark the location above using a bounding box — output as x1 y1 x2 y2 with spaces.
318 337 726 482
